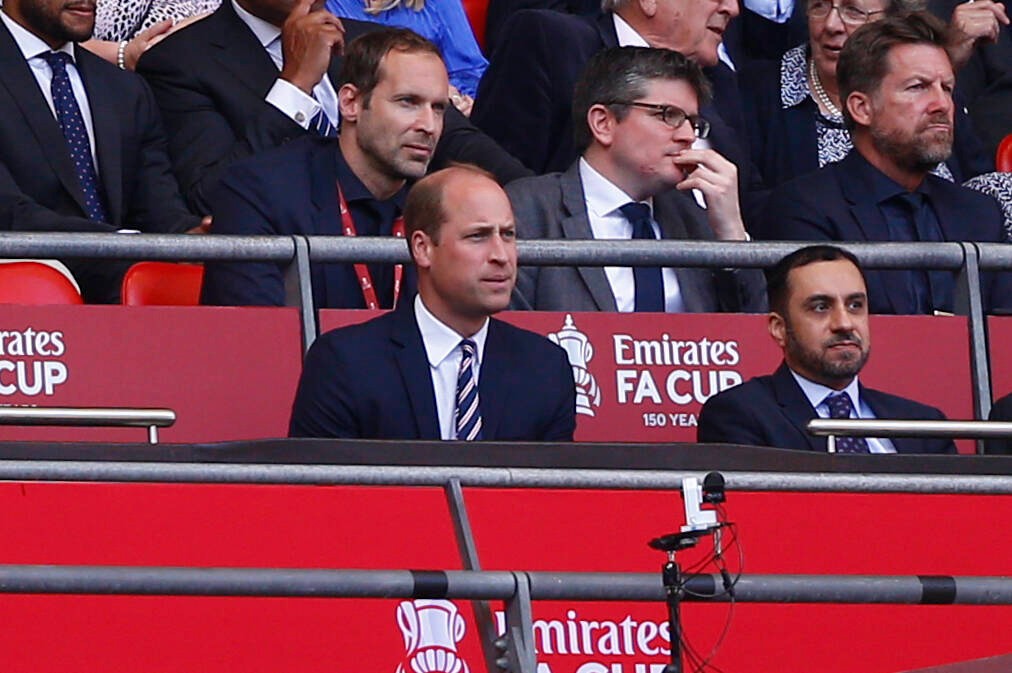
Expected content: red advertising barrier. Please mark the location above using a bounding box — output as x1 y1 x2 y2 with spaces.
0 480 1007 673
0 306 302 442
321 311 975 451
988 317 1012 400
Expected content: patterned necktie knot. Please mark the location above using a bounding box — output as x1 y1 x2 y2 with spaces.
41 50 73 71
455 339 483 441
824 392 870 453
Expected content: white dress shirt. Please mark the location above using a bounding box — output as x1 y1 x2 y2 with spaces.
1 10 98 172
789 369 897 453
414 295 490 440
231 0 339 130
579 158 686 312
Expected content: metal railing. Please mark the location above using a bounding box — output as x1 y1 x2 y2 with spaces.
0 407 175 443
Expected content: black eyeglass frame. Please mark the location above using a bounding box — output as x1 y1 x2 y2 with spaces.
603 100 711 139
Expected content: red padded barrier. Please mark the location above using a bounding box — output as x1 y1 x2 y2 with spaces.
988 317 1012 400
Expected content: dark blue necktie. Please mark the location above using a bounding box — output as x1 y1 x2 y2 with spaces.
455 339 483 441
896 192 951 312
41 51 108 223
618 202 664 312
825 392 870 453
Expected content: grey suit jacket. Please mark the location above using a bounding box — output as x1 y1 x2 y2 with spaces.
506 161 766 313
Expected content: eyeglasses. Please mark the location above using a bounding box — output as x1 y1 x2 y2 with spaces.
807 0 885 25
607 101 711 138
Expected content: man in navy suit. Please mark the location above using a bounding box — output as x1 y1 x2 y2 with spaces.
136 0 529 217
0 0 201 302
200 28 447 308
289 165 577 441
762 12 1010 315
698 245 956 453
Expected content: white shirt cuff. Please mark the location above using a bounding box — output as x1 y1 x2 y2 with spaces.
743 0 794 22
266 78 322 130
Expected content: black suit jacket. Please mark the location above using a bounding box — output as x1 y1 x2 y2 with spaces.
985 392 1012 455
471 9 759 201
697 362 957 453
137 3 530 215
0 22 198 301
762 150 1012 315
506 161 767 312
288 299 577 440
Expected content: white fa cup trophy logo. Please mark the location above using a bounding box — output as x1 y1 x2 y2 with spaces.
395 599 469 673
548 314 601 417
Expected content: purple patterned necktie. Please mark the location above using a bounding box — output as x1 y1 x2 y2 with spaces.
825 392 870 453
41 51 108 222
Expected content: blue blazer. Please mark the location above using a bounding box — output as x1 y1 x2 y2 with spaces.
697 362 957 454
762 151 1011 315
288 299 577 440
200 135 416 308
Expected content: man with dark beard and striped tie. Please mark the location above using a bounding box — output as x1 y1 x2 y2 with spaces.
289 165 576 441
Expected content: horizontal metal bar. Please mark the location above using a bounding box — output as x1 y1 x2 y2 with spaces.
0 407 175 428
0 233 967 270
527 572 1012 604
0 233 295 261
808 419 1012 439
0 462 1009 493
0 566 1006 604
975 242 1012 271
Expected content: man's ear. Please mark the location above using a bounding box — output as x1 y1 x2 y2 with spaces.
410 230 433 269
637 0 658 19
768 311 788 348
846 91 873 127
587 104 617 148
338 83 362 123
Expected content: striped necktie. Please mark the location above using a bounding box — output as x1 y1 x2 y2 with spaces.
455 339 483 441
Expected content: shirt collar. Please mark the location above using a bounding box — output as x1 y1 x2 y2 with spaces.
1 10 76 61
579 157 653 220
333 143 410 208
780 44 810 109
414 294 489 367
789 367 863 414
612 13 649 47
231 0 280 48
843 150 922 205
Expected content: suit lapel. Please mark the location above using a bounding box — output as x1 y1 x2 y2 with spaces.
76 49 122 224
390 303 441 439
835 160 906 314
653 191 715 312
211 3 284 100
771 363 826 451
595 12 619 47
0 24 89 215
861 385 918 454
560 163 618 311
477 319 512 440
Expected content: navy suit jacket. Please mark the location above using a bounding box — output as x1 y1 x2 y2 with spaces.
985 392 1012 455
137 2 530 215
762 150 1011 315
697 362 957 453
288 300 577 440
200 135 413 308
0 22 198 301
471 9 760 205
506 161 767 312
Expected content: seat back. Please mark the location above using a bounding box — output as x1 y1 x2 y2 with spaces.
0 261 83 304
121 261 204 306
998 133 1012 172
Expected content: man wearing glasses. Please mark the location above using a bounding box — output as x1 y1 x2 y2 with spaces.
506 46 765 313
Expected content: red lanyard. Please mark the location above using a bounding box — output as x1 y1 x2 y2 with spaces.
336 182 405 310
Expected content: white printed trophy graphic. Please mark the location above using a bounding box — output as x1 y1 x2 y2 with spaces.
549 314 601 417
395 599 469 673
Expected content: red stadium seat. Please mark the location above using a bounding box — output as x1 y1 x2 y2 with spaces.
121 261 204 306
0 261 83 305
998 133 1012 172
461 0 487 49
